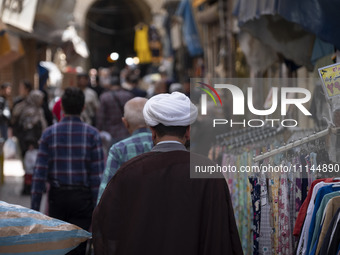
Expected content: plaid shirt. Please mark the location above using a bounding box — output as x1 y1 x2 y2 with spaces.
31 116 105 211
96 89 134 142
97 128 153 203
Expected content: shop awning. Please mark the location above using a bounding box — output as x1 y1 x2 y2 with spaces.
233 0 340 70
234 0 340 49
1 0 77 45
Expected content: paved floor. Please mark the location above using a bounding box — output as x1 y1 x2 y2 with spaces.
0 159 31 208
0 159 47 211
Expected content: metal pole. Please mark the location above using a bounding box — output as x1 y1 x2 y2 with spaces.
253 128 329 162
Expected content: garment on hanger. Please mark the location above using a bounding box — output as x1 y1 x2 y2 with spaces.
318 208 340 255
305 184 340 254
259 174 273 254
312 195 340 255
249 177 261 255
296 182 338 254
134 24 152 64
210 128 334 255
308 192 340 254
278 173 293 254
293 178 338 237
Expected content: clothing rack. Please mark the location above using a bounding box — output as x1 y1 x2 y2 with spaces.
216 125 283 147
253 128 329 162
215 126 255 141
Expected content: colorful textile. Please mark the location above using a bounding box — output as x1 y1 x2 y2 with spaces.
268 173 280 254
278 174 293 254
306 184 340 254
293 178 329 236
250 177 261 255
259 174 272 255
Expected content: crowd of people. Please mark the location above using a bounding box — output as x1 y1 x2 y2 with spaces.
1 65 242 255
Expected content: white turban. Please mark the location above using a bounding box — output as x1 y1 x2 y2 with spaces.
143 92 198 126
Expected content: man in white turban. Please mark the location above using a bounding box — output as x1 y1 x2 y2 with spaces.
93 92 243 255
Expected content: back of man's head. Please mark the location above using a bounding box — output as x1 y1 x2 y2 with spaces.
143 92 197 139
126 73 139 86
124 97 148 130
62 87 85 116
110 76 121 87
77 73 89 89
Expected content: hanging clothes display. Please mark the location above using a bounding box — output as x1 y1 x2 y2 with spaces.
295 181 340 255
209 126 339 255
134 23 152 64
148 25 162 64
175 0 203 56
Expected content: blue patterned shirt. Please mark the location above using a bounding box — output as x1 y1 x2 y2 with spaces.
97 128 153 203
31 116 105 211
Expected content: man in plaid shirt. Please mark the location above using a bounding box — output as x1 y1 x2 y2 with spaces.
97 97 153 203
31 87 104 255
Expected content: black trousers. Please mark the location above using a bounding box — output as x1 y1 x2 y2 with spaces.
49 187 94 255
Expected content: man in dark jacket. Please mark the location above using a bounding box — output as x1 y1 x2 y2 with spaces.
92 92 243 255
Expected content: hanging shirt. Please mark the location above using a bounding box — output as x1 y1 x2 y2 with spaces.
175 0 203 56
249 177 261 255
134 24 152 64
314 195 340 255
278 174 293 255
294 178 339 237
318 208 340 255
259 174 272 255
296 182 333 255
309 191 340 255
306 184 340 254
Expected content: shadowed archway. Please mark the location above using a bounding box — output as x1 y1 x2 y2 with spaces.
86 0 152 69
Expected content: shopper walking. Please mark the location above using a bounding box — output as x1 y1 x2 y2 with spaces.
96 75 133 147
77 72 99 126
31 87 105 255
11 89 47 195
97 97 153 203
0 83 11 139
92 92 243 255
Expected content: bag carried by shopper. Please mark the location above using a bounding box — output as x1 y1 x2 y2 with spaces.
0 201 91 255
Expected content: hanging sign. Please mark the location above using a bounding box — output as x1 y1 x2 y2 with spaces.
318 62 340 100
0 0 38 32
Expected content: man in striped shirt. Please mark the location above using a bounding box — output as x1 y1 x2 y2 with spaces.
31 87 104 255
97 97 153 203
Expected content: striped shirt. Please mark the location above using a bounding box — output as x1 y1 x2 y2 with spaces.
97 128 153 203
31 116 105 211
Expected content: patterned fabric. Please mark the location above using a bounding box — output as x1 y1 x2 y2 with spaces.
259 174 272 255
97 128 153 203
222 152 252 255
269 173 280 254
250 177 261 255
287 163 297 248
31 116 105 211
278 173 293 254
96 89 134 142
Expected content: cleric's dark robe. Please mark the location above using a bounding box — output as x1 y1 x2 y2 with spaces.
92 143 243 255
